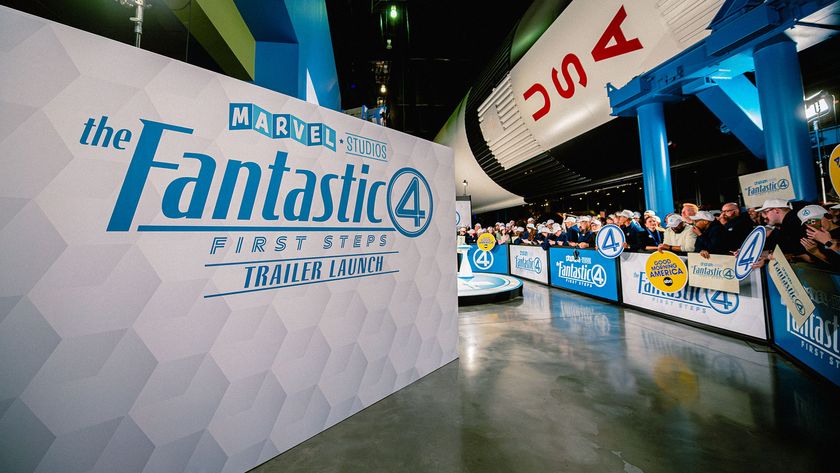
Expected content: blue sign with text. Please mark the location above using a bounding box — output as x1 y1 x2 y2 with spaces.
468 244 509 274
549 247 619 301
768 265 840 388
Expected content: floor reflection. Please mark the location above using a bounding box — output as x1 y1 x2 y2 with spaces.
253 281 838 473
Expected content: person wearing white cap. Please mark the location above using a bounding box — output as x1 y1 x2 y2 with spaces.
564 215 580 245
660 213 697 253
511 227 525 245
689 211 718 258
549 223 568 247
798 205 840 268
631 214 665 252
523 223 537 245
829 203 840 225
577 217 597 248
584 219 602 248
643 210 656 218
630 211 644 233
536 224 553 250
756 198 806 258
617 210 641 245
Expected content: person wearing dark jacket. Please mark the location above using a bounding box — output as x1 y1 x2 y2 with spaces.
798 205 840 269
564 216 580 244
631 215 665 252
718 202 755 253
757 199 805 256
690 211 719 256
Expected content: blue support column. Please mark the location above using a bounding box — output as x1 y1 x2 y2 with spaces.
753 36 817 201
637 102 675 217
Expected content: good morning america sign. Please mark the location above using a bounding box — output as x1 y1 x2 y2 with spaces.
0 7 456 473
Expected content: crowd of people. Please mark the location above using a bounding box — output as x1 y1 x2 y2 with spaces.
458 199 840 271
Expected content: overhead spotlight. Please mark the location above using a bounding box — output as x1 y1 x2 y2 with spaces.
380 84 387 94
114 0 150 48
389 5 398 19
386 38 393 50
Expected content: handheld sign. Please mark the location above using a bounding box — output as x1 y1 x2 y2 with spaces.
645 251 688 293
472 246 495 270
477 233 496 252
735 226 766 280
830 144 840 198
596 224 626 259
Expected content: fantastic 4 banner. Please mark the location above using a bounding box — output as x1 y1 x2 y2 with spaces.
549 247 619 302
620 253 768 341
0 7 456 473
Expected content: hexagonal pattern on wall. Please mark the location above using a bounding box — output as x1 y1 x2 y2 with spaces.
0 6 457 473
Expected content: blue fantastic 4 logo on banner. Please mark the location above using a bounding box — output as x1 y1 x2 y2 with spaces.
596 224 625 259
468 245 509 274
102 117 433 238
549 247 619 301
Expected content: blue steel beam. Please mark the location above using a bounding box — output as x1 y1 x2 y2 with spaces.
609 0 839 117
637 102 675 218
691 74 766 158
754 35 817 200
609 0 838 207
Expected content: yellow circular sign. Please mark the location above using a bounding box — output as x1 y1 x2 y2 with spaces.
829 144 840 199
645 251 688 293
476 233 496 251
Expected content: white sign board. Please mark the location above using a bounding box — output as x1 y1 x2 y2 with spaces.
509 245 549 284
738 166 795 208
620 253 768 340
767 246 815 329
0 7 457 473
455 199 472 228
687 253 739 294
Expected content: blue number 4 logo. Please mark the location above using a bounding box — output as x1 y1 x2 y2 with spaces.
395 176 426 227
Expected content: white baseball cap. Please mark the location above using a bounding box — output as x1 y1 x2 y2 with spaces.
526 223 535 229
632 211 641 219
831 203 840 210
590 219 602 226
689 211 715 222
619 210 634 218
546 219 555 225
564 216 577 223
755 199 791 212
644 209 656 216
578 215 591 222
552 223 562 233
666 214 683 228
797 205 828 223
538 225 549 233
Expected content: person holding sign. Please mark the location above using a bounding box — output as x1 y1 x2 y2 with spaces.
660 214 697 253
689 211 718 258
578 218 597 248
798 205 840 270
719 202 755 252
748 199 808 268
758 199 805 258
550 223 569 247
631 215 665 251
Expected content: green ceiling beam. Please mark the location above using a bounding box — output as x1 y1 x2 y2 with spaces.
165 0 255 80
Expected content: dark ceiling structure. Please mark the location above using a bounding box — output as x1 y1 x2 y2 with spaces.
4 0 838 217
324 0 535 141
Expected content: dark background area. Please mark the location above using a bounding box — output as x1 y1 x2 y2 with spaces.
4 0 838 223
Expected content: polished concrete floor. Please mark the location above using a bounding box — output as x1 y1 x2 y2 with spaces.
252 282 839 472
